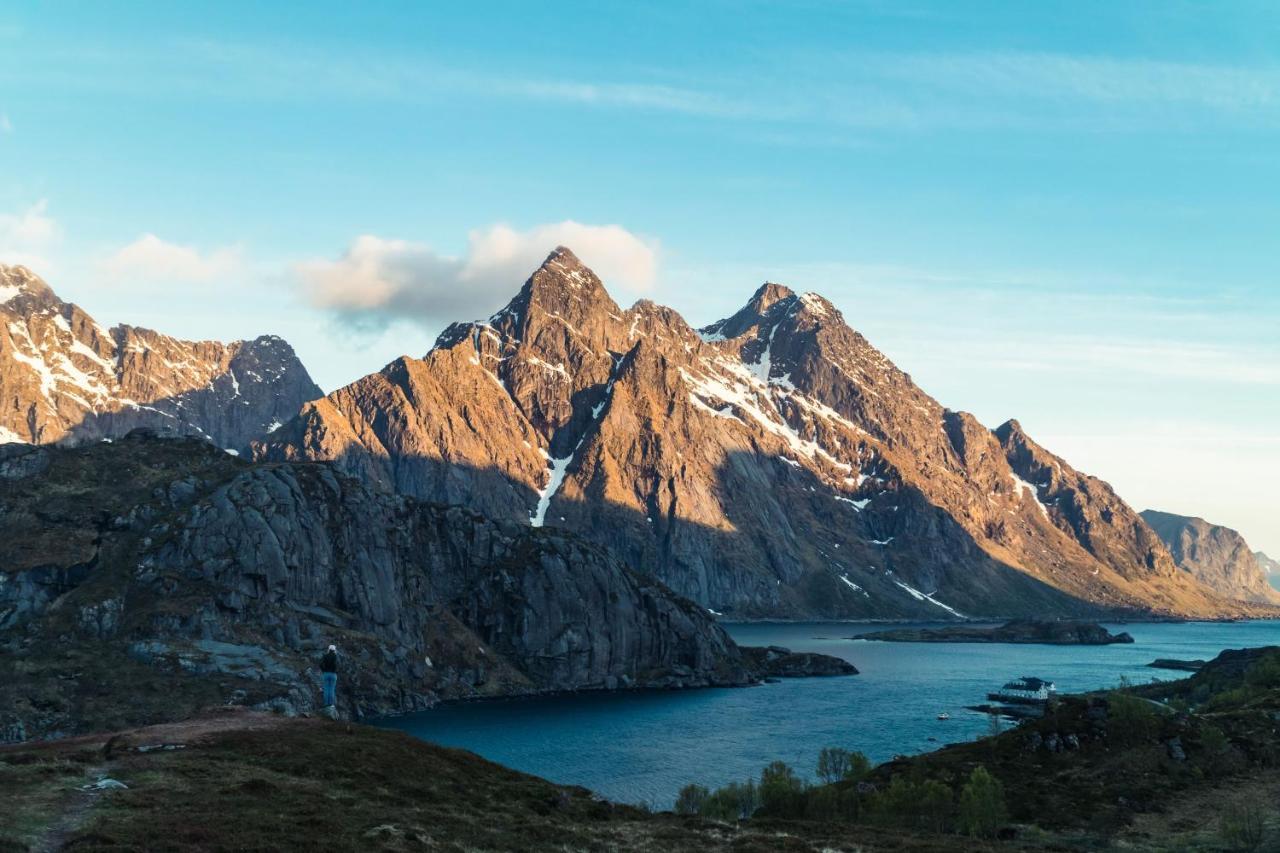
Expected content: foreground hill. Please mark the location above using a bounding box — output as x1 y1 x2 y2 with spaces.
0 709 1021 853
5 646 1277 851
0 432 823 740
1141 510 1280 605
0 264 320 453
258 247 1259 621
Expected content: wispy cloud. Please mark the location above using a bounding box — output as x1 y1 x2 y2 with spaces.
21 36 1280 133
0 113 11 135
101 233 243 283
873 52 1280 112
0 200 59 270
298 221 659 331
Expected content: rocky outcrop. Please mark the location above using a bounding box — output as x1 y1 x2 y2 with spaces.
258 247 1262 621
740 645 858 678
1141 510 1280 605
0 264 321 453
852 620 1134 644
0 433 774 737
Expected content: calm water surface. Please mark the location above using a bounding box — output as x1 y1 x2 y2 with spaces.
378 620 1280 807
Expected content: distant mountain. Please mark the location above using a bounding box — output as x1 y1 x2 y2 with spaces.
257 247 1261 620
1253 551 1280 593
0 264 321 453
1141 510 1280 605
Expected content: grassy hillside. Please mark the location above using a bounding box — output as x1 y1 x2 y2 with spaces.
4 647 1280 851
2 709 1030 852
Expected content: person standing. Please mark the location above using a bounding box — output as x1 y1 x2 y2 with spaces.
320 644 338 709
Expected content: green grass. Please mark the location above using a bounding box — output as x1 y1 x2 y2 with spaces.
1 714 1050 852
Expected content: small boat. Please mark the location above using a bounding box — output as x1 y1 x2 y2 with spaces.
936 712 950 720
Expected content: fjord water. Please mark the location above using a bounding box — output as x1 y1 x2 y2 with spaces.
380 620 1279 807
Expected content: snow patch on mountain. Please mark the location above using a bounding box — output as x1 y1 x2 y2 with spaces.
893 579 966 619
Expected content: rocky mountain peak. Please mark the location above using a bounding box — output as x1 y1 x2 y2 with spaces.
994 418 1028 443
486 245 622 343
529 245 607 299
750 282 797 313
699 282 800 342
0 264 57 309
0 266 321 452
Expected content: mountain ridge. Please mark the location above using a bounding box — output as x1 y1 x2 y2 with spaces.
1141 509 1280 605
0 264 321 452
256 248 1267 621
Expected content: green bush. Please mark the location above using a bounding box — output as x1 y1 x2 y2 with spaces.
698 780 759 821
1245 652 1280 690
759 761 807 815
1108 693 1160 745
815 747 871 784
918 779 953 834
674 783 709 816
803 784 861 822
1219 798 1267 851
868 776 919 827
957 766 1007 838
866 776 954 833
1203 686 1264 713
844 750 872 782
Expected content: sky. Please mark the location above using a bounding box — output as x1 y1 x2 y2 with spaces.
1 1 1277 553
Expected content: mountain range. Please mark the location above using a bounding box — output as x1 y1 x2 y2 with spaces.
1139 509 1280 605
1 264 320 453
254 247 1269 620
3 254 1274 623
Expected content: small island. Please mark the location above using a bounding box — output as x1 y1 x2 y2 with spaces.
741 645 859 678
1147 658 1206 672
850 619 1135 645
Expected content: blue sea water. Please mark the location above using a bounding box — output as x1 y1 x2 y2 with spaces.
378 620 1280 808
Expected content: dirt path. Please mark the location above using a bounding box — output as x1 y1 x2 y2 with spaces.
30 762 107 853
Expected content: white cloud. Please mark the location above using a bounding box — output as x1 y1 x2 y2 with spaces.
0 113 11 134
298 221 658 329
0 199 59 270
102 233 242 283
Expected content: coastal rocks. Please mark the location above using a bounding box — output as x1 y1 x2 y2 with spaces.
1165 736 1187 761
1025 730 1083 754
852 620 1135 645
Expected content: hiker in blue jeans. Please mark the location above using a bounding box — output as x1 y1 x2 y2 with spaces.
320 644 338 708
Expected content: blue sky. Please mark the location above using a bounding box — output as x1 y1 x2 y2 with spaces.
1 1 1278 553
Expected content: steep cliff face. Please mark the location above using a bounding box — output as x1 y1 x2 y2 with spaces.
0 265 321 452
0 434 757 737
1141 510 1280 605
257 248 1261 620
